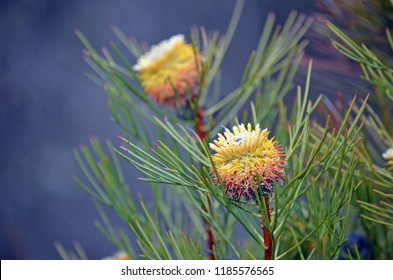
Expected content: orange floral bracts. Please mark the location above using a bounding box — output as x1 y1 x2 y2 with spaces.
133 35 203 106
210 123 285 202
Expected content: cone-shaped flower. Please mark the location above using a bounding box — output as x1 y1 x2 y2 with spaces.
383 147 393 170
133 34 203 106
210 123 285 202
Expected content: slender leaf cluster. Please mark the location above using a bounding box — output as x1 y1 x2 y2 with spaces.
326 20 393 259
65 0 393 260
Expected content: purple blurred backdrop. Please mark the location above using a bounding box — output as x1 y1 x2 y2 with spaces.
0 0 316 259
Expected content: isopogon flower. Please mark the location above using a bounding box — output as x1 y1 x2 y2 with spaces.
210 123 285 202
133 34 203 106
382 147 393 170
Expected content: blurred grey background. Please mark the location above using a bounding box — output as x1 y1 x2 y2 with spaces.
0 0 315 259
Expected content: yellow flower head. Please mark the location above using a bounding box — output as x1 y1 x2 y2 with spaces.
210 123 285 202
133 34 203 106
383 147 393 170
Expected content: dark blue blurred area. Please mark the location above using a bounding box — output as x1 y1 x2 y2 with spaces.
0 0 314 259
339 233 375 260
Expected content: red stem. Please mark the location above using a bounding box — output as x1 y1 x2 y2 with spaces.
196 107 206 140
196 106 215 260
262 196 272 260
205 220 215 260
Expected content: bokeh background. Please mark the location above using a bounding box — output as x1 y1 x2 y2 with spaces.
0 0 354 259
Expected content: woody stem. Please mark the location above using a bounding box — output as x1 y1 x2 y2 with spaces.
262 195 272 260
196 106 215 260
196 107 206 140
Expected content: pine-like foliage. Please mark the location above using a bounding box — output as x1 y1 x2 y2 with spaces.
62 0 392 259
326 20 393 259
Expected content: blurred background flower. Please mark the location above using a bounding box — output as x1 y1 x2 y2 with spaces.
133 34 203 106
383 147 393 170
339 233 375 260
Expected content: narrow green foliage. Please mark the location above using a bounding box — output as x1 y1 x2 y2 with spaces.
327 21 393 258
70 2 393 260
